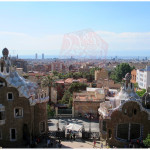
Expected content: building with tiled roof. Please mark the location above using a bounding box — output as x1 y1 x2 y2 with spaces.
73 87 105 118
0 48 49 148
98 73 150 148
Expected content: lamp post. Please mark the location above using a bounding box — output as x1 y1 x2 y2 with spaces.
57 115 60 131
89 113 91 133
58 115 61 131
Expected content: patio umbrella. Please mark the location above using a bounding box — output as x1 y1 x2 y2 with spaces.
65 123 82 131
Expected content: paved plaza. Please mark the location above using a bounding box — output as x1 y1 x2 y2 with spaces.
36 138 107 149
48 118 99 132
60 139 107 149
36 117 106 149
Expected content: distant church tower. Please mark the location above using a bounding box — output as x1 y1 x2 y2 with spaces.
0 48 11 74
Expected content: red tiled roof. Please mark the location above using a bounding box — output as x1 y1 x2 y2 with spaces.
28 73 45 76
55 80 65 84
65 78 73 83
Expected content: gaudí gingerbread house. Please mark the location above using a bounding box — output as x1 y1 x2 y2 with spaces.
0 48 49 147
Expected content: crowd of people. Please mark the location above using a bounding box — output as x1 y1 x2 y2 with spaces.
47 137 62 148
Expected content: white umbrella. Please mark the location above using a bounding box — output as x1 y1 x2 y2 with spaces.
65 123 82 131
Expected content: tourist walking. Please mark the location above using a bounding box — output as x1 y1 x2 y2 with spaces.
58 141 62 148
47 138 50 147
70 132 73 140
73 133 76 141
93 137 96 148
101 143 103 148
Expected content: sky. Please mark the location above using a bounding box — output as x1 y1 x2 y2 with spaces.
0 2 150 58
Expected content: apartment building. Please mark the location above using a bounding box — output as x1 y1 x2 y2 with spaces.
131 69 137 84
136 66 150 89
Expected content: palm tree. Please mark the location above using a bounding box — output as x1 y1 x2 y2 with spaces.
41 75 58 103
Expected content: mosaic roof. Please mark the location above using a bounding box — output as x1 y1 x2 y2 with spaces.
0 71 38 98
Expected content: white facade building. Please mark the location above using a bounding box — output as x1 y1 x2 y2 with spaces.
136 66 150 89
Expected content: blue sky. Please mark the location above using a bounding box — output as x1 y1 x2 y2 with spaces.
0 2 150 57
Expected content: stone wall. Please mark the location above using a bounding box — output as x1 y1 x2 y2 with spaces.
0 85 32 147
0 77 48 148
95 69 108 81
74 101 100 118
34 102 48 136
97 79 121 89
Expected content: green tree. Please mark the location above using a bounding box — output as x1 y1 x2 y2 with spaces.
136 89 146 97
68 82 87 93
68 97 73 108
143 134 150 147
134 83 139 89
41 75 58 102
73 72 83 79
61 90 72 104
23 74 29 79
110 63 133 82
60 82 87 107
53 71 59 76
47 104 55 118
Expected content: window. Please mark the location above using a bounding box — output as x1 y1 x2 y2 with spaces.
0 111 5 120
14 108 23 118
0 105 5 125
102 121 106 132
0 80 4 87
40 121 45 133
108 129 112 139
7 92 13 100
133 109 137 115
130 124 140 139
117 124 129 140
132 75 134 80
124 109 127 115
0 129 2 139
117 123 141 141
10 128 16 141
41 94 43 99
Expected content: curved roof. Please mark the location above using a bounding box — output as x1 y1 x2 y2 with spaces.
115 86 140 101
0 71 38 98
98 73 142 119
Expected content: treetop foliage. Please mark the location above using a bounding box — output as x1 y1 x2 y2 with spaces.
110 63 134 83
143 134 150 147
52 67 100 82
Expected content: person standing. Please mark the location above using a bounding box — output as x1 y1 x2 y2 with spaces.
93 137 96 148
58 141 62 148
47 138 50 147
73 133 76 141
56 142 59 148
101 143 103 149
70 132 73 140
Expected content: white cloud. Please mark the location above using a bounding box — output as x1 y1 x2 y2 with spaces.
0 31 64 55
96 31 150 51
0 30 150 56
